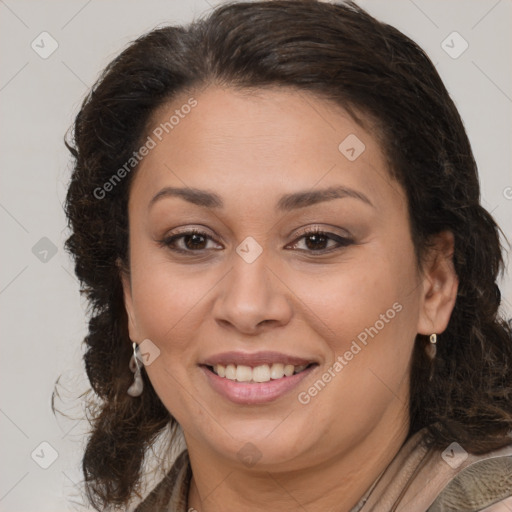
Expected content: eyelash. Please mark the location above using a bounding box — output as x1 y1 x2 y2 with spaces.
158 227 354 255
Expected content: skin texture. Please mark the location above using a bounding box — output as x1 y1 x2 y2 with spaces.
121 86 458 512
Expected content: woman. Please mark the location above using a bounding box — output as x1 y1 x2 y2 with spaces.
63 1 512 510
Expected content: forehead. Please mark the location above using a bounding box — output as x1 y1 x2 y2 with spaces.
129 85 402 213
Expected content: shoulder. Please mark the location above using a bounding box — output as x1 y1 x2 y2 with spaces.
360 427 512 512
427 452 512 512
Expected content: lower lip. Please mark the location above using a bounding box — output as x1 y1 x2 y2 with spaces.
200 365 317 405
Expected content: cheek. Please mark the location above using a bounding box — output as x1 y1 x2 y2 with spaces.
128 263 212 416
290 246 418 400
130 263 212 345
289 252 412 347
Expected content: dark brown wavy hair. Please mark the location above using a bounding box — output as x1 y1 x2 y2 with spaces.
60 0 512 509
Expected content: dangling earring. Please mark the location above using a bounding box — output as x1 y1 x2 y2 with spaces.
127 342 144 397
426 333 437 361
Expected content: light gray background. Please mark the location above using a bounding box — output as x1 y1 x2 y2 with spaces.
1 1 511 510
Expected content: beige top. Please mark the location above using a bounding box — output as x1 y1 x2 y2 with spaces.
134 427 512 511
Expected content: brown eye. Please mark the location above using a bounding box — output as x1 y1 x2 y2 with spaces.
288 229 353 254
304 232 329 251
159 229 220 254
181 233 208 250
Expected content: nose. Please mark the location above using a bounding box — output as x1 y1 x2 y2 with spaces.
212 252 293 335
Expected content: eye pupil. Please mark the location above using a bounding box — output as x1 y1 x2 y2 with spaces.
185 233 206 250
305 233 328 250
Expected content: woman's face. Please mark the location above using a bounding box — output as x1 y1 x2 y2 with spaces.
121 86 455 471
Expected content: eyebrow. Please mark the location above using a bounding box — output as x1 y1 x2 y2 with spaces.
148 185 374 211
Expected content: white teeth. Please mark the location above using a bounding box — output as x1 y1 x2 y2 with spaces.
270 363 284 379
252 364 271 383
283 364 295 377
212 362 310 382
235 365 252 382
225 364 236 380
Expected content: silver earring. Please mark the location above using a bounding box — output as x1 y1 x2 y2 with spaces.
127 342 144 397
426 333 437 361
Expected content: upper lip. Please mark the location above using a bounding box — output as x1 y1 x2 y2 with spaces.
201 351 317 367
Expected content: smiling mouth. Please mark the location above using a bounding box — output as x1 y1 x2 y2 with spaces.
204 362 317 383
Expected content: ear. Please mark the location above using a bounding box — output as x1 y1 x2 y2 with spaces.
417 231 459 335
117 257 140 342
